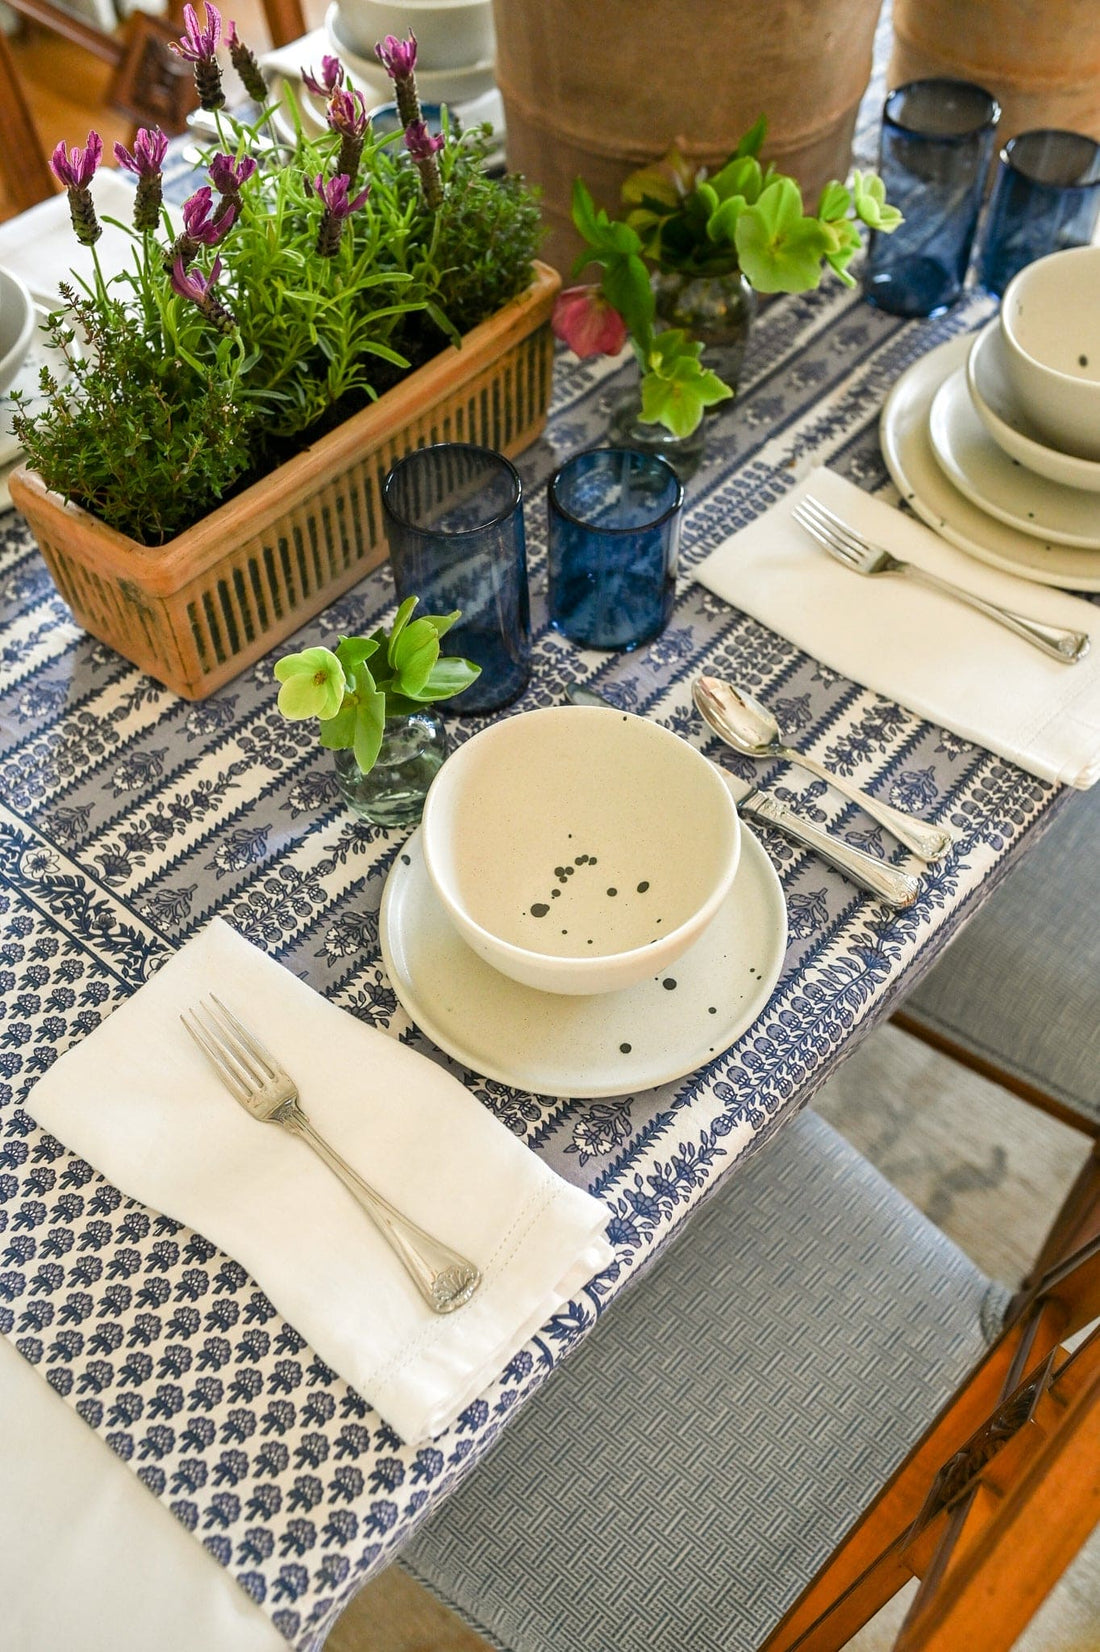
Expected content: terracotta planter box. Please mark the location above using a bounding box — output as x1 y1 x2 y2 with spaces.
12 262 560 700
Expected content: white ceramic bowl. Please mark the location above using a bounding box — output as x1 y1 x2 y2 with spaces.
421 706 742 996
325 4 496 103
0 265 35 398
331 0 493 70
967 321 1100 493
1000 246 1100 461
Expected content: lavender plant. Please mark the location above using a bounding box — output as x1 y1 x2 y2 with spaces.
13 7 541 545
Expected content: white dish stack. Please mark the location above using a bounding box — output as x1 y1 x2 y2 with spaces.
329 0 497 107
880 246 1100 592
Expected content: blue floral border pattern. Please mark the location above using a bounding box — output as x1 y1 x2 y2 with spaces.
0 41 1079 1650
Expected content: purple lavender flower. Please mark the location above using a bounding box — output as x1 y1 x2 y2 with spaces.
113 127 168 231
301 54 344 97
165 185 236 274
304 172 370 258
327 88 368 183
169 255 235 333
182 185 237 245
403 119 444 209
208 151 257 202
169 2 224 111
403 118 443 162
374 32 420 129
50 132 103 245
225 20 268 105
375 32 417 78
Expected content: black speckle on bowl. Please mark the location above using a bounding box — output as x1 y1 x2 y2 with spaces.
530 903 549 917
620 1041 631 1053
662 978 677 991
607 887 618 897
637 880 649 893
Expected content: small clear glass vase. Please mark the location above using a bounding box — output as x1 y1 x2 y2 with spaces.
608 269 757 479
333 710 448 827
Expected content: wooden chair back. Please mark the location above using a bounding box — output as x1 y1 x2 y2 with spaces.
764 1223 1100 1652
0 0 308 215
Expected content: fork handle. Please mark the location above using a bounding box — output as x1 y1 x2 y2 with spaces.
902 566 1091 664
282 1110 482 1314
776 746 952 862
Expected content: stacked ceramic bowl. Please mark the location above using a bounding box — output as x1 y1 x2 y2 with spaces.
377 707 789 1099
327 0 497 108
0 266 37 469
880 245 1100 592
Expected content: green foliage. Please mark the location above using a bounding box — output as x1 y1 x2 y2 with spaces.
274 597 479 775
427 127 543 338
11 286 253 545
20 75 540 545
568 118 902 437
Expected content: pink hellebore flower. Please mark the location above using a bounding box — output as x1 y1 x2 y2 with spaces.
170 1 221 63
50 130 102 191
301 54 345 96
403 118 443 163
552 285 629 358
113 127 167 177
375 32 417 78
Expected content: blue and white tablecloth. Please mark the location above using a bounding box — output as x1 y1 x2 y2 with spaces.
0 49 1076 1652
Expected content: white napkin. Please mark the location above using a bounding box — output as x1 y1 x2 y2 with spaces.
0 172 176 309
694 466 1100 788
26 918 613 1443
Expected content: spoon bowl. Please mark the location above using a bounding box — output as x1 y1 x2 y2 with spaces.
693 675 953 863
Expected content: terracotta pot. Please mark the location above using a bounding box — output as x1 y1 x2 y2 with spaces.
492 0 884 274
11 263 559 701
889 0 1100 146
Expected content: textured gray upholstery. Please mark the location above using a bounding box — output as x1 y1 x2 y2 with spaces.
903 790 1100 1125
401 1111 1003 1652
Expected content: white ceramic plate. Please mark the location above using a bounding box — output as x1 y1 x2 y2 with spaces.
380 823 788 1098
967 321 1100 495
326 3 496 102
0 322 76 469
880 334 1100 592
928 367 1100 548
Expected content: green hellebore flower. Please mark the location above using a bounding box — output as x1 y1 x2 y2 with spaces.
852 171 903 233
273 646 346 720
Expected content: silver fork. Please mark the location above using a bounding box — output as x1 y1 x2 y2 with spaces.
182 996 482 1314
793 495 1091 664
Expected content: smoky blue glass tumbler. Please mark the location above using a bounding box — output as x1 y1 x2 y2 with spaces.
547 449 684 651
382 444 531 714
863 78 1000 318
977 129 1100 298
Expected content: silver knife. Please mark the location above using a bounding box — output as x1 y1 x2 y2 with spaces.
564 683 919 909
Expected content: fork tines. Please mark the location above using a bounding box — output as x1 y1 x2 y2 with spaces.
791 495 872 565
181 994 279 1101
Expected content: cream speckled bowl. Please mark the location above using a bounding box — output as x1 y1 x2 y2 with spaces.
421 706 741 996
0 266 35 398
1001 247 1100 461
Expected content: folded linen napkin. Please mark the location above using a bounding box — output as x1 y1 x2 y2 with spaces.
0 172 174 308
26 918 614 1443
693 466 1100 788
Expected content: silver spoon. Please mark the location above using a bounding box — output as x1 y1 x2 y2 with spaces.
693 676 953 863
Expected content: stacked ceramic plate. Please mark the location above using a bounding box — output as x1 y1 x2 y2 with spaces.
271 0 503 159
880 249 1100 592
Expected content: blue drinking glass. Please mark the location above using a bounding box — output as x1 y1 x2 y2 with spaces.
547 449 684 651
382 444 531 714
863 78 1001 318
977 128 1100 298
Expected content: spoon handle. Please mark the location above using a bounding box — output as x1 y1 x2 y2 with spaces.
778 746 952 862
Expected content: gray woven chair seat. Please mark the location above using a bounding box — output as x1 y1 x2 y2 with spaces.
401 1110 1005 1652
901 789 1100 1127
